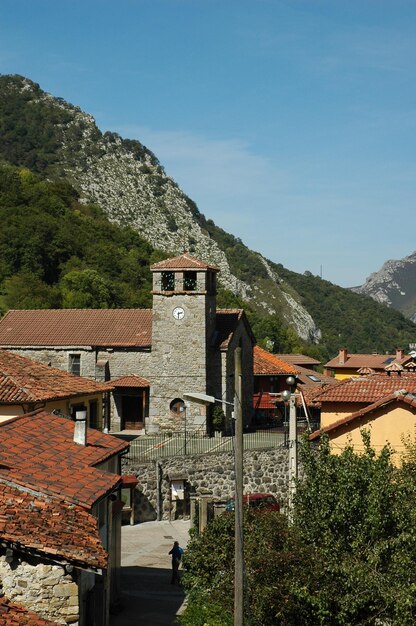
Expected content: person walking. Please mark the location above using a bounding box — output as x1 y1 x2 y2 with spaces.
169 540 184 585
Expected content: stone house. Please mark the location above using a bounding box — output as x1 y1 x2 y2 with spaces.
0 481 107 626
0 409 129 625
0 349 111 428
0 253 255 433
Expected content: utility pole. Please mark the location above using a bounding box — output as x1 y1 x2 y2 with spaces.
283 375 298 516
288 392 297 514
234 346 244 626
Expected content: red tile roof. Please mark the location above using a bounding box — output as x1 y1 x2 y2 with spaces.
253 392 279 410
325 350 411 370
150 253 219 272
310 372 416 405
0 350 111 404
295 365 337 389
276 353 321 367
310 392 416 440
108 374 150 388
0 410 128 509
0 308 245 351
0 309 152 347
253 346 298 376
0 598 59 625
0 482 107 569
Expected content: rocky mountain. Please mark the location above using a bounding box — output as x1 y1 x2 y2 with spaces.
0 75 319 343
354 252 416 323
1 73 416 357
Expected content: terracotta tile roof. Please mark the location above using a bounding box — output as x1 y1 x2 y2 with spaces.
0 309 152 347
108 374 150 388
0 307 249 352
310 392 416 440
0 350 111 404
325 350 411 370
253 346 298 376
0 410 128 509
0 482 107 569
253 392 279 410
150 253 219 272
276 353 321 367
0 598 59 625
310 372 416 405
295 365 337 389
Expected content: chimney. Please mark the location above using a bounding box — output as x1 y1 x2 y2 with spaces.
74 409 87 446
339 348 348 364
396 348 404 360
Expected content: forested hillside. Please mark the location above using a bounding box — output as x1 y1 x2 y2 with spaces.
1 73 415 361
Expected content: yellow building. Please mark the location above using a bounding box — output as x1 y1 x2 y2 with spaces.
310 391 416 463
324 347 412 381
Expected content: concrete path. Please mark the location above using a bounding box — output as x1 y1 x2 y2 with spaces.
110 520 191 626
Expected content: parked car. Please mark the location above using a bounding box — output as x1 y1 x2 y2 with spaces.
225 493 280 512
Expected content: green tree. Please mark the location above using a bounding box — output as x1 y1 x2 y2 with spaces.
3 272 61 310
181 511 316 626
61 269 111 308
293 433 416 625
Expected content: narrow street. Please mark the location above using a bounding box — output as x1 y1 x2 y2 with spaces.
111 520 191 626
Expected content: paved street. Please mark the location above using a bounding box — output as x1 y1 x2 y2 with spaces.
111 520 191 626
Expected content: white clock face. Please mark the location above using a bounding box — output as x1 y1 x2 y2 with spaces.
172 306 185 320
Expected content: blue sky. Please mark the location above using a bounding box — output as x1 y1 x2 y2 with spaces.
1 0 415 287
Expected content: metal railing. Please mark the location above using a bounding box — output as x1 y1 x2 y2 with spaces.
122 428 286 463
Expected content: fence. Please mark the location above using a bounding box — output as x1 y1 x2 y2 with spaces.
123 428 287 463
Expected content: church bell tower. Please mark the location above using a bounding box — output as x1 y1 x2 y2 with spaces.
149 253 219 428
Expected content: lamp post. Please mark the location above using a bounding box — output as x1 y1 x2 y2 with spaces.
282 375 297 515
184 346 244 626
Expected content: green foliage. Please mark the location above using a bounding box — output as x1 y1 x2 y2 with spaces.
61 269 111 308
0 162 156 311
276 263 416 357
293 434 416 625
182 436 416 625
181 510 316 626
211 406 225 433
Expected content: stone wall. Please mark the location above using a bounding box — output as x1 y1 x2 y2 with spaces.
0 554 79 625
124 446 290 522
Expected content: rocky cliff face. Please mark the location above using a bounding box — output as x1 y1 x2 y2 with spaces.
8 76 320 342
353 252 416 322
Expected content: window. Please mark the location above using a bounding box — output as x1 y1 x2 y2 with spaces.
69 354 81 376
70 402 86 420
170 398 185 415
183 271 197 291
306 374 321 383
89 399 98 429
161 271 175 291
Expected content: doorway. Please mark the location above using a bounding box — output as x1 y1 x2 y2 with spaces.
121 394 144 430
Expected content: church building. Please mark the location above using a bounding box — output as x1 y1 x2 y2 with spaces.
0 254 255 433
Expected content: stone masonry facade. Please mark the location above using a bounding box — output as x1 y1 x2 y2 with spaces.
0 555 79 625
0 255 255 433
124 446 290 522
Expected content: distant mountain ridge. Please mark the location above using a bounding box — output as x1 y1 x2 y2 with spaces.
1 73 416 357
354 252 416 323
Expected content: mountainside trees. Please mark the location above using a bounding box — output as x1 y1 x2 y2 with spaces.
0 162 158 312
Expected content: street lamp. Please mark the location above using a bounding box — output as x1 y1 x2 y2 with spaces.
282 375 297 514
184 346 244 626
